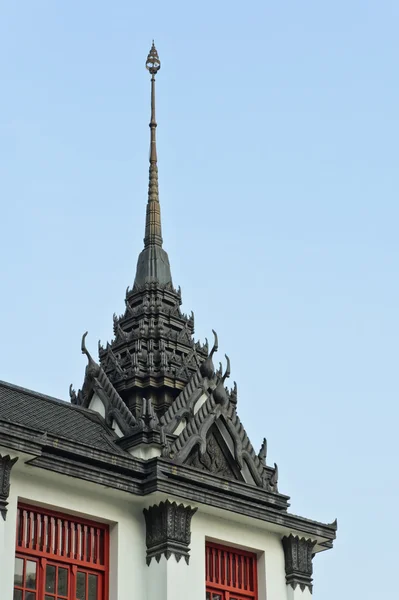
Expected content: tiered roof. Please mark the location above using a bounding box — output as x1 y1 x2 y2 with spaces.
0 43 337 554
69 42 274 490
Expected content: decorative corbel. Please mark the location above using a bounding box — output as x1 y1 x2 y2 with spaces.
282 535 317 593
0 454 19 520
143 500 197 565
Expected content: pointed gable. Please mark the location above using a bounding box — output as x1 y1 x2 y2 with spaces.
185 425 243 481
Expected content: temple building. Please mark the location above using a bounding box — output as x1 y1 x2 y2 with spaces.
0 44 336 600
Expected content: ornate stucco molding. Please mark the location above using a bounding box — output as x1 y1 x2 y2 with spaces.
143 499 197 565
0 454 18 520
282 535 317 593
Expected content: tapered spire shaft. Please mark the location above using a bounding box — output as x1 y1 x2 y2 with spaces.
144 42 162 248
134 42 172 287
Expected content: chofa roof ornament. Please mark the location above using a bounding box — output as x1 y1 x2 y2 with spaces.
81 332 100 379
200 329 219 379
213 355 231 405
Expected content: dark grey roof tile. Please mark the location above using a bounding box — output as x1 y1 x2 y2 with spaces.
0 380 122 455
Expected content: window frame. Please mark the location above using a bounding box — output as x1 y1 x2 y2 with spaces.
13 555 40 600
15 503 109 600
206 541 258 600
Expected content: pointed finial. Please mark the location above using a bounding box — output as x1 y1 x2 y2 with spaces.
134 43 173 286
222 355 231 382
259 438 267 464
146 41 161 76
144 41 163 249
81 332 100 376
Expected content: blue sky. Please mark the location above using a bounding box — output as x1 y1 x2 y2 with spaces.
1 2 399 598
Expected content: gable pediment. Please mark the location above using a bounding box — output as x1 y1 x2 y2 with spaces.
163 390 279 493
185 424 244 482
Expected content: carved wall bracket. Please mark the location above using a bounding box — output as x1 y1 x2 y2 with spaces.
282 535 317 593
0 454 18 521
143 499 197 565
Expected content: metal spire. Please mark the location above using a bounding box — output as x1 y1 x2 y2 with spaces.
134 43 172 287
144 41 162 248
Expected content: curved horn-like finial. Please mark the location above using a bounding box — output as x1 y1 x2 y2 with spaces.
210 329 219 357
81 331 89 355
329 518 338 531
222 355 231 382
200 331 218 380
213 357 230 406
81 331 96 366
270 463 279 489
69 384 76 401
259 438 267 463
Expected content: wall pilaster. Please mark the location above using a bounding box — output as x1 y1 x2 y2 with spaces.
286 585 313 600
144 499 197 600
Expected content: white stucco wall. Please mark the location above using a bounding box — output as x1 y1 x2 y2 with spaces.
1 455 292 600
190 511 288 600
129 445 162 459
287 585 313 600
143 506 289 600
1 457 147 600
89 394 106 419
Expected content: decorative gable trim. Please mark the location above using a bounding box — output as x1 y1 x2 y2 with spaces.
164 391 279 493
143 500 197 565
71 333 136 436
160 368 206 432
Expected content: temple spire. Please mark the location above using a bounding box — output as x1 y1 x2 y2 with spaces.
144 42 162 248
134 43 172 287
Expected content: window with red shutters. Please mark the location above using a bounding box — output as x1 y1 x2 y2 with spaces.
14 504 109 600
205 542 258 600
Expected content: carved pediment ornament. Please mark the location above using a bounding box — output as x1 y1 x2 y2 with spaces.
186 429 241 481
0 454 18 520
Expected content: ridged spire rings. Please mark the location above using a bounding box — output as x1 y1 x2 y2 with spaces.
146 41 161 76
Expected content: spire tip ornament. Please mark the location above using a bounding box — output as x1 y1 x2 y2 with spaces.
142 40 163 249
146 41 161 76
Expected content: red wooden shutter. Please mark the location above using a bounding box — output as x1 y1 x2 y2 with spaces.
206 542 258 600
15 504 109 600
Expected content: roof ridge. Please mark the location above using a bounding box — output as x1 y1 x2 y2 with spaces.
167 395 218 457
95 367 137 429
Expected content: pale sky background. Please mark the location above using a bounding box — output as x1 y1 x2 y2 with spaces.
1 2 399 599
